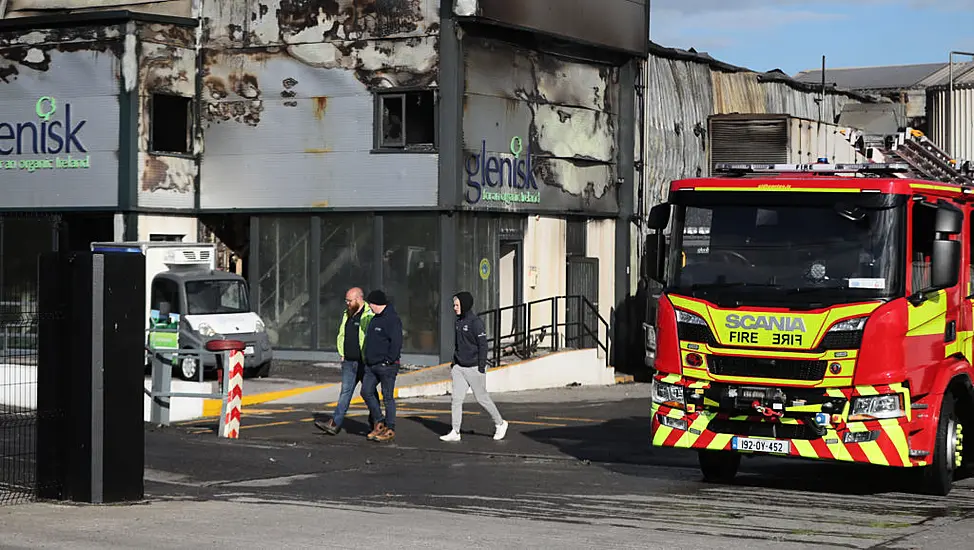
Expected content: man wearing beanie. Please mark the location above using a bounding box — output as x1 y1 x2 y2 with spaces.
360 289 403 442
440 290 508 442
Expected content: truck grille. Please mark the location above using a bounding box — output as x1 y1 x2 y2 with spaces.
677 323 716 345
817 330 863 350
708 419 819 440
708 356 827 381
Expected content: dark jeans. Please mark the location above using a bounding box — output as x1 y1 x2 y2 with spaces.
332 360 366 428
361 363 399 430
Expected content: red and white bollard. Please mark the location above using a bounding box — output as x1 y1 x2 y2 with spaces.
206 339 246 439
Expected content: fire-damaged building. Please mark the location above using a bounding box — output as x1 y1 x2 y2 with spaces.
0 0 648 366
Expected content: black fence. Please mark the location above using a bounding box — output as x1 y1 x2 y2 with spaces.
0 273 39 505
479 295 609 367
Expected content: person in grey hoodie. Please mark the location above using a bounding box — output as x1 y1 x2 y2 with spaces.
440 291 508 442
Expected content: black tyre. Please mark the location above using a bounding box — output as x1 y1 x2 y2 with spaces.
255 361 272 378
919 394 962 496
699 450 741 483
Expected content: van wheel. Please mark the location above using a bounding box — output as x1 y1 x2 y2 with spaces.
699 450 741 483
920 394 961 496
255 362 272 378
178 356 199 381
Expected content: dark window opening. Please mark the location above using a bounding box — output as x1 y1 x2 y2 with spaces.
150 278 181 315
151 93 192 155
377 90 435 150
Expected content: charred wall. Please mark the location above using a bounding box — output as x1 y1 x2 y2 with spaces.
460 35 621 215
136 21 199 209
198 0 442 210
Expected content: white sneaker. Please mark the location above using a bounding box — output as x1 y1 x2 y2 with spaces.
440 430 461 442
493 421 509 440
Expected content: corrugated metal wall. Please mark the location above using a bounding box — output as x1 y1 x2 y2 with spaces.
641 53 867 209
929 82 974 164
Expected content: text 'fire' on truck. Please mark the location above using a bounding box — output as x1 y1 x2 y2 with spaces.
642 160 974 496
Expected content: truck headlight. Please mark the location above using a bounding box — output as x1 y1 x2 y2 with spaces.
652 380 685 409
828 316 868 332
197 322 217 337
849 393 905 421
676 310 707 326
255 318 266 333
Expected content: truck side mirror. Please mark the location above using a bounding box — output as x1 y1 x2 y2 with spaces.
936 201 963 235
931 239 960 291
643 232 667 284
647 203 670 230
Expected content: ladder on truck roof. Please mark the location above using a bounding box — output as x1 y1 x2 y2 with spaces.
844 127 974 185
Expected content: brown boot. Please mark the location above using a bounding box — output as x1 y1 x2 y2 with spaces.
374 426 395 442
367 422 386 441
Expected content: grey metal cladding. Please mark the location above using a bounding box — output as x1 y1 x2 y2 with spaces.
200 54 437 209
0 47 121 208
460 0 649 56
460 37 619 214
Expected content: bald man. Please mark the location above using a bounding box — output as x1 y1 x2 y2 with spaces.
315 287 375 435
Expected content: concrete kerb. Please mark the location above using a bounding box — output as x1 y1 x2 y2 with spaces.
197 349 632 418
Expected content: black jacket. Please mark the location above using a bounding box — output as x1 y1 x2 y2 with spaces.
453 310 488 372
363 304 403 366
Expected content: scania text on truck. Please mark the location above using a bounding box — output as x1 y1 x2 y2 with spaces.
642 162 974 495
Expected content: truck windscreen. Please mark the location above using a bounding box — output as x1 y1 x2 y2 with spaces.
667 198 905 306
185 280 250 315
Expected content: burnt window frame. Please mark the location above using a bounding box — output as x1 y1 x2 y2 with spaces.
372 87 438 153
148 92 195 157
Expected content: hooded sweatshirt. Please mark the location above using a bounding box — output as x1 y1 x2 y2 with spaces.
363 303 403 366
453 291 488 372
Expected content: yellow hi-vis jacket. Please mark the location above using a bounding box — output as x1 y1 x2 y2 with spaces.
337 304 374 358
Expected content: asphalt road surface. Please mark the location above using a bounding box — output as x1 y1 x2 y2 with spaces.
4 384 974 549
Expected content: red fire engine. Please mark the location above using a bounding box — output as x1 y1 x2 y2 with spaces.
643 156 974 495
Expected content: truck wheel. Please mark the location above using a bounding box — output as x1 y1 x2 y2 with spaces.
698 450 741 483
920 394 962 496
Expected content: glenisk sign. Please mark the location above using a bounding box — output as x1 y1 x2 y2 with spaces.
0 96 91 172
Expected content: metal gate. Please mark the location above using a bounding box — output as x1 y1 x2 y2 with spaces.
566 257 599 349
0 264 39 505
1 215 58 505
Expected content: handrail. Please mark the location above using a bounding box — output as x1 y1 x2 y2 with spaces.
476 295 610 367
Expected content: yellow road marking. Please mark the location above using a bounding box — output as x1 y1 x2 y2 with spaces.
240 420 298 430
203 383 339 417
506 420 566 427
537 416 600 423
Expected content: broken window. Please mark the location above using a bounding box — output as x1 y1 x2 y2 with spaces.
376 90 436 150
150 93 193 155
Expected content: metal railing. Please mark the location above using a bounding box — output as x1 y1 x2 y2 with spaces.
144 328 239 431
477 295 609 368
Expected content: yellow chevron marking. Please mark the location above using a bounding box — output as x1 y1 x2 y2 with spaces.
792 439 817 458
708 434 733 451
906 290 947 337
859 440 890 466
881 419 911 463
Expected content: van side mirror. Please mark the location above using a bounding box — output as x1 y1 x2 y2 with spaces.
159 301 172 318
642 232 667 284
647 204 670 230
